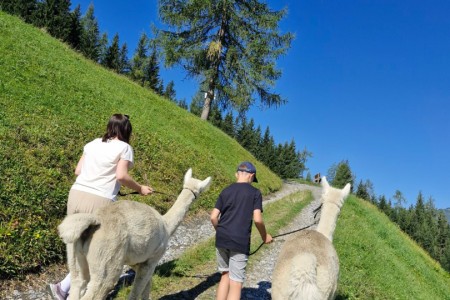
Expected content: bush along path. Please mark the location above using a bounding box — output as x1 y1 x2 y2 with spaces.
2 181 321 300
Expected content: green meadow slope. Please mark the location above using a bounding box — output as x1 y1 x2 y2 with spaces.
0 12 282 277
335 196 450 299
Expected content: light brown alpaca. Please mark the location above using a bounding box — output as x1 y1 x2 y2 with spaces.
58 169 211 300
272 177 350 300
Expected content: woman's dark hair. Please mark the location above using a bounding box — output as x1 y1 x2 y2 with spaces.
102 114 132 143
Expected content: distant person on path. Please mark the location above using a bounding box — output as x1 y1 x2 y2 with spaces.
210 161 273 300
48 113 153 300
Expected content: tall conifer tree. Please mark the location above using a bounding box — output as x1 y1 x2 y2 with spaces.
130 32 149 85
144 49 161 92
154 0 293 120
67 4 82 50
103 33 120 71
80 4 101 61
332 160 354 191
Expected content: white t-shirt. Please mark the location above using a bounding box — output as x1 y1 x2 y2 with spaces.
71 138 134 200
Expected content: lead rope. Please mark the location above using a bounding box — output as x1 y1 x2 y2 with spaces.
249 203 323 256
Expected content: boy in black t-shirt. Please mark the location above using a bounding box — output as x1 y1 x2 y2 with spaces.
210 161 273 300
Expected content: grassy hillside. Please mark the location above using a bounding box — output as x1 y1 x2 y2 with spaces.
0 11 282 278
335 196 450 299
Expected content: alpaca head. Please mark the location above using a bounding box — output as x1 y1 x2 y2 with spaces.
320 176 351 208
183 168 212 198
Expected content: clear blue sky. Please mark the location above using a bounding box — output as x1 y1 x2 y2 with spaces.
71 0 450 209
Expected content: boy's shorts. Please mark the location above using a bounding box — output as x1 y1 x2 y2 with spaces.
216 248 249 283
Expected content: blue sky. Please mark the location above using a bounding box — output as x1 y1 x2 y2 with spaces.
71 0 450 209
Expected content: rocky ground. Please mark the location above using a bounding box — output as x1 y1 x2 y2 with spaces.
1 181 323 300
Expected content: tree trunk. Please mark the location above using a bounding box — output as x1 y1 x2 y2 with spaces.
201 91 213 120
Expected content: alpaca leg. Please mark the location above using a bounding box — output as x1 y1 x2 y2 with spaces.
141 278 152 300
128 261 157 300
77 249 90 297
79 263 123 300
66 243 82 300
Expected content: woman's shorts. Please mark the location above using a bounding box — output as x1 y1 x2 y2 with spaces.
67 189 112 215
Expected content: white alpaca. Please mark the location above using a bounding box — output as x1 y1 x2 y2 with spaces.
271 177 350 300
58 169 211 300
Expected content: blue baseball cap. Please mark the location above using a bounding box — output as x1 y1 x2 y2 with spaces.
237 161 258 182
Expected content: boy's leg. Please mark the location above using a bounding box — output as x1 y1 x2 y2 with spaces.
228 279 243 300
216 271 230 300
227 251 248 300
216 248 231 300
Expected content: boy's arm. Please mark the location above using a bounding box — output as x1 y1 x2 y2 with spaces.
253 209 273 244
210 208 221 230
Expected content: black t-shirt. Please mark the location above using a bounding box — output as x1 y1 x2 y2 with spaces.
214 182 263 254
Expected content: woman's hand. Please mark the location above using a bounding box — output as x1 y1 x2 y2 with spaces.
140 185 153 196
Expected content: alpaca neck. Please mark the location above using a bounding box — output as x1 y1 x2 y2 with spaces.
163 188 195 236
316 202 341 242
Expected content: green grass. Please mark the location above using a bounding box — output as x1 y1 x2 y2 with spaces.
0 11 282 277
335 195 450 299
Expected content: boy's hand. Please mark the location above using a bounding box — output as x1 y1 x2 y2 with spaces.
264 234 273 244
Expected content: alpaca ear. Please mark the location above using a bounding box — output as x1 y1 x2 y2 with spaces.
184 168 193 183
321 176 329 188
200 177 212 191
342 183 351 198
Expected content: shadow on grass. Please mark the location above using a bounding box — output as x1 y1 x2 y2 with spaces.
106 260 221 299
158 272 221 299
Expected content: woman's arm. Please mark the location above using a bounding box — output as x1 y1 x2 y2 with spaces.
116 159 153 195
75 154 85 176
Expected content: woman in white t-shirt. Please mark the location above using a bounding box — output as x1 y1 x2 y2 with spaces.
48 113 153 300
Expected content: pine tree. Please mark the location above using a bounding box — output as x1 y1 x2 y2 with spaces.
119 43 130 74
154 0 293 120
163 80 176 102
98 32 109 64
393 189 406 207
177 98 188 110
103 33 120 71
332 160 354 191
190 91 204 117
157 79 165 96
130 32 149 85
67 4 82 50
221 111 235 137
80 4 101 61
356 180 370 200
378 195 392 218
144 49 161 92
259 127 277 170
236 118 256 152
209 104 223 128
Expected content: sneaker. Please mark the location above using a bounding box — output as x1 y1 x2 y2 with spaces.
47 282 68 300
